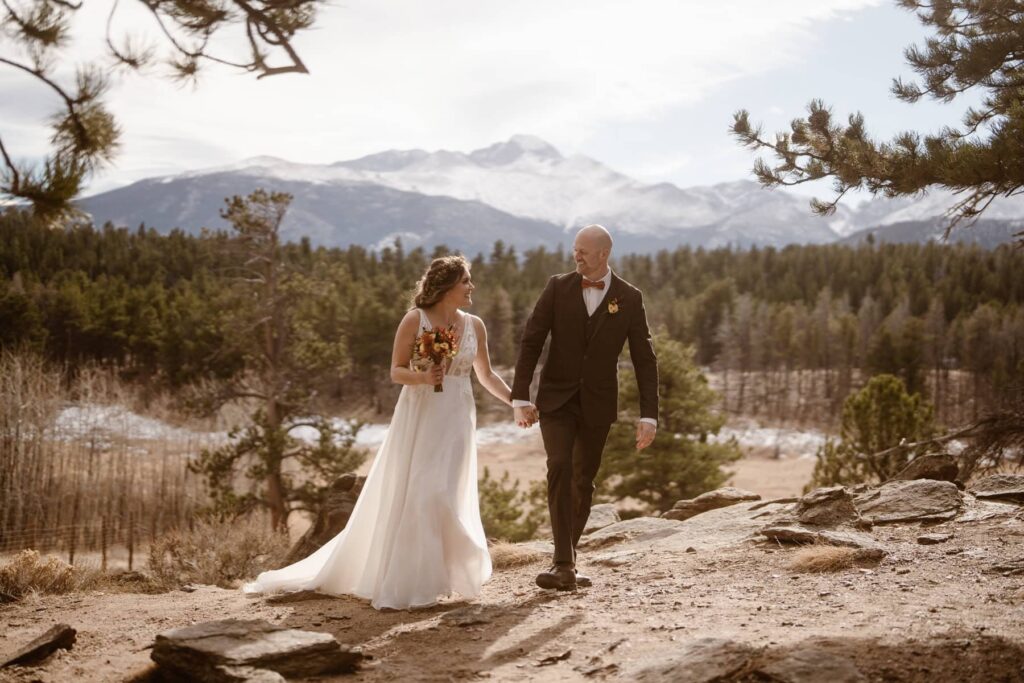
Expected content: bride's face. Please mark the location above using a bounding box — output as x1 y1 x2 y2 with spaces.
444 268 474 308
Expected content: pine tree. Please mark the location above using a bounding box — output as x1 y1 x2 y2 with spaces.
596 335 742 513
187 190 363 530
1 0 323 220
732 1 1024 238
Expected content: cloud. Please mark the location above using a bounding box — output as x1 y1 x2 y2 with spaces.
1 0 883 192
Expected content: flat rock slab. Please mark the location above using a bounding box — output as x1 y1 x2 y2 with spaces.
918 532 953 545
663 487 761 521
854 479 962 524
151 618 363 682
969 474 1024 503
579 517 684 550
0 624 76 667
890 453 959 483
583 503 621 534
761 524 885 553
632 637 756 682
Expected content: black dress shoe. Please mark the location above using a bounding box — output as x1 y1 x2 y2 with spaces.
575 569 592 588
536 565 577 591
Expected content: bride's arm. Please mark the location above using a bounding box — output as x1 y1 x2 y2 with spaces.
471 316 513 406
391 310 443 386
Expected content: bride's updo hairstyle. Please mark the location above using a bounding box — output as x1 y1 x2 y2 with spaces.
412 255 470 308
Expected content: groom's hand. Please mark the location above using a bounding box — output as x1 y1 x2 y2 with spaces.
514 405 538 428
636 421 656 450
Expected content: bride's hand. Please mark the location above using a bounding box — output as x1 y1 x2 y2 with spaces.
426 362 445 385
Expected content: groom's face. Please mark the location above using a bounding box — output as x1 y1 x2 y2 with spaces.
573 234 610 280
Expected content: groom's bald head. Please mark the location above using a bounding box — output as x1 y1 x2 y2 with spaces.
573 224 613 280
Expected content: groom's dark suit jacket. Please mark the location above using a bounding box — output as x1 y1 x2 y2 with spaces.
512 271 658 425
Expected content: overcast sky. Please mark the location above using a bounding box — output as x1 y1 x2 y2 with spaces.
0 0 982 199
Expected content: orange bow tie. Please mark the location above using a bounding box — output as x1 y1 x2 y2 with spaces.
582 279 605 290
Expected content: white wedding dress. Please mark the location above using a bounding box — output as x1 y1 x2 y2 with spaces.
244 309 492 609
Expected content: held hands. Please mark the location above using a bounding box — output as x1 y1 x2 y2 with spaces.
514 405 538 428
635 421 656 450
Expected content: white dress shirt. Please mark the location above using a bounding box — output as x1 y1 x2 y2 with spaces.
514 268 656 427
581 268 613 316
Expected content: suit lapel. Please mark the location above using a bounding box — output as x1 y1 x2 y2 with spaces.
587 274 621 342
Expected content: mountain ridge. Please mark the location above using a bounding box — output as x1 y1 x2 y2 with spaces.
78 136 1024 252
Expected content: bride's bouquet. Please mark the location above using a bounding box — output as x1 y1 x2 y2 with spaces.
414 325 459 392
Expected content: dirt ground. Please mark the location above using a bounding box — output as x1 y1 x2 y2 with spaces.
3 490 1023 682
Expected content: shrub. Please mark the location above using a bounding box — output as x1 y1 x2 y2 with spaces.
810 374 935 488
478 467 546 543
148 516 289 589
0 550 97 603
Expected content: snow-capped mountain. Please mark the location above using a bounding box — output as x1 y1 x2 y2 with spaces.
78 136 1024 253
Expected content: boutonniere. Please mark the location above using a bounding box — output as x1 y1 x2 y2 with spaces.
607 297 620 314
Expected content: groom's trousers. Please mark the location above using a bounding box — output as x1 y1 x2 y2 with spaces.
539 392 612 567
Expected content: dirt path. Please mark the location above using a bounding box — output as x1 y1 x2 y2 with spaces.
3 506 1023 682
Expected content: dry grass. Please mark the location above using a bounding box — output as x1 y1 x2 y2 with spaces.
0 550 105 603
148 516 290 589
786 545 878 573
1 351 220 561
489 541 546 570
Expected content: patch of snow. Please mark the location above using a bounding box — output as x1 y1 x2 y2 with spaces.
710 421 828 459
53 404 223 443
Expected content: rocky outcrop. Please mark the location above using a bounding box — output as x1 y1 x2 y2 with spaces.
663 487 761 521
579 517 684 550
583 503 621 534
854 479 962 524
283 474 364 565
968 474 1024 503
150 618 363 682
793 486 868 529
889 453 959 483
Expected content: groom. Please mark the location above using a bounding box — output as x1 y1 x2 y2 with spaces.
512 224 659 591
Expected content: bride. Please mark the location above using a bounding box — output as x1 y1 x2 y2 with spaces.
244 255 513 609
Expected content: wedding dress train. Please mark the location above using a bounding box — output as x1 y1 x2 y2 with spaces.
243 309 492 609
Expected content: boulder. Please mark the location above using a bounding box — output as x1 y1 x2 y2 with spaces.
760 524 885 553
794 486 867 529
150 618 363 682
583 503 621 534
0 624 76 668
756 644 865 683
284 474 364 564
663 487 761 521
968 474 1024 504
890 453 959 483
854 479 962 524
632 637 756 682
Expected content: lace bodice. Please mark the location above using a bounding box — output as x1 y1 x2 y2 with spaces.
417 309 477 379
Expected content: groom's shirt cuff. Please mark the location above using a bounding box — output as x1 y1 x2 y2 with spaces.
640 418 657 427
512 399 534 409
